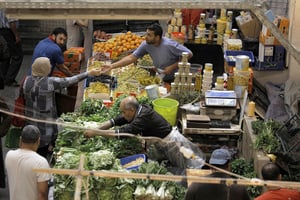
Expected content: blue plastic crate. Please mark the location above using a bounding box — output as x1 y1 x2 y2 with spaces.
253 60 285 71
225 50 255 66
120 154 146 171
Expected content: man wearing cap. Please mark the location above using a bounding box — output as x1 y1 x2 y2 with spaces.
5 125 51 200
184 148 251 200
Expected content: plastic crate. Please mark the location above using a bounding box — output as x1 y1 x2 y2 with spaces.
253 60 285 71
120 154 146 170
225 50 255 66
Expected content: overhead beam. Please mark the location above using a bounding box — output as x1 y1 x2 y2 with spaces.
0 0 252 10
5 8 174 20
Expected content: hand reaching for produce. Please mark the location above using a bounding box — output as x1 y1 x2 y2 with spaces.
88 68 103 76
100 63 113 74
84 130 97 138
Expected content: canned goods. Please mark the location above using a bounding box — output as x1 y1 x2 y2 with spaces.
181 52 189 63
180 25 187 34
171 17 177 26
176 17 183 26
204 63 213 71
167 24 173 34
235 55 249 71
173 25 180 32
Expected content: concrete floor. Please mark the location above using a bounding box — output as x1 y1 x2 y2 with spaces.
0 54 32 200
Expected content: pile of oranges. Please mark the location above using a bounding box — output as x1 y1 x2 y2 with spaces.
93 31 145 59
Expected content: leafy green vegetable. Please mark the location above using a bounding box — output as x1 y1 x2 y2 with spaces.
88 150 115 170
253 120 282 153
231 158 262 198
80 98 104 116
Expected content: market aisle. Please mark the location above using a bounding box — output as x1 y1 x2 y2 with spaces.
0 55 32 200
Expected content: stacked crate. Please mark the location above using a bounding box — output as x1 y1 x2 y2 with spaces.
63 47 85 74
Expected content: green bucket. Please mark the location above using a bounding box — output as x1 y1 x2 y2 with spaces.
152 98 179 126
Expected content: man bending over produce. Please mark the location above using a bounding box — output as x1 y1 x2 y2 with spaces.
84 95 172 138
84 96 205 170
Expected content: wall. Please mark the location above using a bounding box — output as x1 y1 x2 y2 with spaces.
289 0 300 80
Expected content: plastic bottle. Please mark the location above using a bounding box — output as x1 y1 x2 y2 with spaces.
226 69 234 90
194 68 202 92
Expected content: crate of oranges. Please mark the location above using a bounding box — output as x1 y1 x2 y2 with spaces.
93 31 145 60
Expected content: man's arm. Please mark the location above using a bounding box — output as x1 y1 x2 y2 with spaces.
56 63 73 77
84 129 116 138
37 181 49 200
101 54 138 74
163 62 179 75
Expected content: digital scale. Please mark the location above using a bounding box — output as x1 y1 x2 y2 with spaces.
205 90 237 107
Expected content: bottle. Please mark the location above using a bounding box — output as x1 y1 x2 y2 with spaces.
194 68 202 92
226 69 234 90
188 25 194 41
208 15 216 43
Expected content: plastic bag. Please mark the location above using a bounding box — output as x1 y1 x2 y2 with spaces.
11 94 25 127
148 127 205 169
5 126 22 148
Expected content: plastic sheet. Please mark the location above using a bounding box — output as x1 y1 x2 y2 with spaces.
147 127 205 169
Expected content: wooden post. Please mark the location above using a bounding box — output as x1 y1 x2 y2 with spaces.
74 154 85 200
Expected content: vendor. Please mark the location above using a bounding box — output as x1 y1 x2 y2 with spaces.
101 24 193 86
84 95 172 138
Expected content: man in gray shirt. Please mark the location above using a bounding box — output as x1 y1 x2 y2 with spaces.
101 23 193 84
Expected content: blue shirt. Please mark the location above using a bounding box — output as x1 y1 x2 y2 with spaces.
31 37 64 75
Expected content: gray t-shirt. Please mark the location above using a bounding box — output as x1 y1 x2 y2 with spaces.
133 37 192 82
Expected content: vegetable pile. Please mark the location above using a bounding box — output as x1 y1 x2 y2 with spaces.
252 119 283 153
54 96 186 199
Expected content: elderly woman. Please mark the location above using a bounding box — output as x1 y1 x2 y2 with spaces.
23 57 101 158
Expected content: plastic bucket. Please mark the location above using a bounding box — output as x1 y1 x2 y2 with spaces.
152 98 179 126
145 84 159 100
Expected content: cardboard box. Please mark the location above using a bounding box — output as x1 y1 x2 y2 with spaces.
255 44 286 71
64 47 84 62
259 32 281 46
64 61 81 73
277 16 289 36
236 16 261 39
259 43 274 62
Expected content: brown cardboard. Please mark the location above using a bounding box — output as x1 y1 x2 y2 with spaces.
236 17 261 39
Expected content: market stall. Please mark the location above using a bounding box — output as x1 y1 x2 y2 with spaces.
2 0 299 199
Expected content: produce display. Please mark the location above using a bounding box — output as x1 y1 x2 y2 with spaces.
54 97 186 199
93 31 145 59
252 119 283 154
137 54 154 68
93 30 113 41
84 82 110 100
114 64 161 91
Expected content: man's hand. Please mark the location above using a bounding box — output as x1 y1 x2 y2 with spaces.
84 130 97 138
100 64 113 74
164 62 179 74
88 68 102 76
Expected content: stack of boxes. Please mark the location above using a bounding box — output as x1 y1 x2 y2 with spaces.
257 16 288 70
63 47 85 74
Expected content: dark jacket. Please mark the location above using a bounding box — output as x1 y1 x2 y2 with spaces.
113 104 172 138
184 172 251 200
